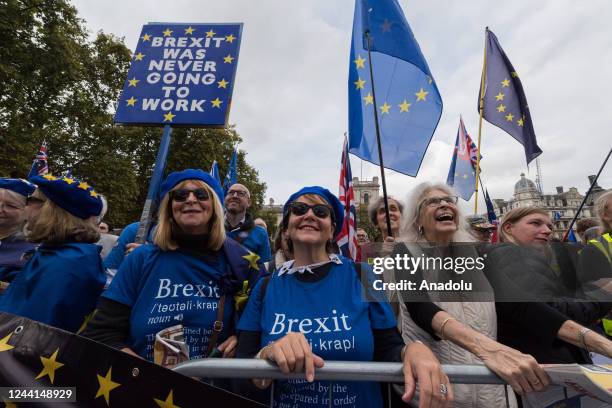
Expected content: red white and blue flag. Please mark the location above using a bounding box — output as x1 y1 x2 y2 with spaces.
337 134 359 261
27 142 49 180
446 117 480 201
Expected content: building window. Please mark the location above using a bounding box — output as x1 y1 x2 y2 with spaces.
363 193 369 205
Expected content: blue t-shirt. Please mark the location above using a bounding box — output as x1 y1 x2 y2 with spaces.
103 245 233 361
228 225 272 263
102 221 155 270
0 243 105 332
238 257 396 408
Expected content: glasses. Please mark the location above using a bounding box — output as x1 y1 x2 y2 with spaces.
289 202 333 220
171 188 210 202
25 196 45 206
421 195 458 207
227 190 248 198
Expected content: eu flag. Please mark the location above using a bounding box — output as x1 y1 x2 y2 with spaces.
210 160 221 185
222 148 237 196
446 117 479 200
484 189 497 223
348 0 443 176
479 28 542 164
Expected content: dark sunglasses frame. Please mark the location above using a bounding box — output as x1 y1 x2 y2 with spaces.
170 188 210 202
288 202 334 220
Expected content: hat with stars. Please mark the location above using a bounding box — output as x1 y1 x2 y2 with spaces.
30 174 103 219
0 178 36 198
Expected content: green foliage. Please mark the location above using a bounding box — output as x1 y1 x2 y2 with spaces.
357 205 381 242
0 0 266 227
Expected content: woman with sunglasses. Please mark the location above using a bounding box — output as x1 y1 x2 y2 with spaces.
0 175 106 332
392 182 550 406
237 186 452 408
84 169 261 364
0 179 37 285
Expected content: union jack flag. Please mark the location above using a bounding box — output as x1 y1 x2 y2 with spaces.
337 134 359 261
446 117 481 201
27 142 49 180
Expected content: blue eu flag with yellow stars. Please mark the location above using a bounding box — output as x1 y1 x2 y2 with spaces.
348 0 443 176
480 28 542 164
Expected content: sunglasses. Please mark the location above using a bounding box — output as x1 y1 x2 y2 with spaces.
171 188 210 202
289 202 333 220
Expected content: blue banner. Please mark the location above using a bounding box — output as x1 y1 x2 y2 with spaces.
115 23 242 127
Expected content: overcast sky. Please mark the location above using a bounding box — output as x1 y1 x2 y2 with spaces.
72 0 612 211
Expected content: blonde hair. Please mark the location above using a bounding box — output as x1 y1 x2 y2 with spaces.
498 207 550 243
154 179 225 251
594 189 612 234
27 192 100 245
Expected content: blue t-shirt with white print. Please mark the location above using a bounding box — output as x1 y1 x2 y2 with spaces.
103 245 232 361
238 256 396 408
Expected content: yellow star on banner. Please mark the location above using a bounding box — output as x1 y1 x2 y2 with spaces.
217 79 229 88
381 19 392 33
354 78 366 90
163 28 173 37
141 33 151 41
77 309 97 335
223 54 234 64
363 93 373 105
517 117 524 126
242 251 260 271
495 92 504 101
128 78 140 87
380 102 391 114
505 113 514 122
163 112 176 122
206 29 216 38
398 100 411 112
0 333 14 352
211 98 222 108
354 55 366 69
3 399 17 408
134 53 145 61
415 88 428 101
90 190 99 198
225 34 236 43
126 97 137 106
43 174 57 181
77 181 89 190
497 104 506 113
184 26 195 35
62 177 75 185
154 390 180 408
501 78 510 87
35 349 64 384
95 367 121 406
511 71 518 78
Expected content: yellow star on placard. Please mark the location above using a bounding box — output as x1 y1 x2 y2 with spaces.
497 104 506 113
398 100 411 112
363 93 373 105
128 78 140 87
354 78 366 90
380 102 391 114
501 78 510 87
223 54 234 63
154 390 180 408
505 113 514 122
163 28 173 37
217 79 229 88
62 177 75 185
211 98 222 108
206 29 216 38
35 348 64 384
184 26 195 35
0 333 14 352
415 88 428 101
517 117 524 126
141 33 151 41
242 251 260 271
77 310 97 335
126 97 137 106
495 92 504 101
77 181 89 190
354 55 366 69
163 112 176 122
43 174 57 181
3 399 17 408
134 53 145 61
90 190 99 198
225 34 236 43
95 367 121 406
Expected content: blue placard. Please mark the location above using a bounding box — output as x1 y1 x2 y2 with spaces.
114 23 242 127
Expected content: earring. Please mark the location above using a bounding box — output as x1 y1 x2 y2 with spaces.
418 225 424 236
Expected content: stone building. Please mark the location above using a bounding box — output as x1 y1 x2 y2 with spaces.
353 176 380 208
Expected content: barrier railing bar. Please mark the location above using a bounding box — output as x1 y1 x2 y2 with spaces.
173 359 504 385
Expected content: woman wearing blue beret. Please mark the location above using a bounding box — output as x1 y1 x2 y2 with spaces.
237 186 452 408
0 174 106 332
0 178 37 284
84 169 262 364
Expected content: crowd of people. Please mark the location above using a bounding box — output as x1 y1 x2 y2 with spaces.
1 170 612 407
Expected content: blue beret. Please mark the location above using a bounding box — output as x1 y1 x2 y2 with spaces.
160 169 224 203
30 174 103 219
283 186 345 238
0 178 36 198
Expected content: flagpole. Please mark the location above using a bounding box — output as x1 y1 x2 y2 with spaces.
474 27 489 215
365 30 393 238
562 147 612 241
